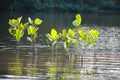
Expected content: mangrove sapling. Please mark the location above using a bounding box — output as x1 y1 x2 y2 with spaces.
46 28 62 80
27 17 42 76
46 28 61 62
9 16 29 59
63 28 78 64
88 29 99 69
77 29 99 72
72 13 84 68
8 17 28 77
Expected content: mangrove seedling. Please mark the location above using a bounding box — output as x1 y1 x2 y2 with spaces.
8 16 29 59
72 14 82 28
27 17 42 77
77 28 99 69
9 16 28 44
46 28 60 47
27 17 42 44
46 28 61 62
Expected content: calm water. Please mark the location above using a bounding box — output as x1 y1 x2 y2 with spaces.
0 11 120 80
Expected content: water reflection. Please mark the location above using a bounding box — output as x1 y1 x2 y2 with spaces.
0 45 120 80
7 45 40 79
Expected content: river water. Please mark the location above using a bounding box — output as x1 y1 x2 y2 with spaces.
0 11 120 80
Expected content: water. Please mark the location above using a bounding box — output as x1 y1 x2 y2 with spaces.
0 11 120 80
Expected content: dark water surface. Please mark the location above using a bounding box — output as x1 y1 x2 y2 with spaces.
0 11 120 80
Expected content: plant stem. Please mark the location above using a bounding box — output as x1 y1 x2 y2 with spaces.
81 54 83 68
34 43 37 68
51 44 54 62
84 46 86 71
93 44 96 69
16 41 20 60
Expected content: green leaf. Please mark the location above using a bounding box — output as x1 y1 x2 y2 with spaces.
46 33 54 41
8 19 17 27
23 22 29 29
72 14 82 27
27 26 33 35
9 28 14 35
61 29 67 40
64 42 68 51
88 29 99 39
51 28 59 40
34 18 42 25
17 16 22 24
78 30 87 40
15 29 24 41
27 26 37 35
51 28 57 37
68 28 75 38
8 17 28 42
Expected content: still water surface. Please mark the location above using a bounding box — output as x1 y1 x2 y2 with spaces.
0 11 120 80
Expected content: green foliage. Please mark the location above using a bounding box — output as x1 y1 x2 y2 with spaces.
46 28 60 47
78 29 99 46
72 14 81 27
27 17 42 43
46 13 99 53
88 29 99 39
8 17 29 42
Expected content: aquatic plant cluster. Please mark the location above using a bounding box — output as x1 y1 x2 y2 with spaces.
8 14 99 79
46 14 99 52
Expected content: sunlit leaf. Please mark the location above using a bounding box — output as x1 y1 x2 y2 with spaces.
68 28 74 38
46 33 54 41
72 14 82 27
27 26 33 35
27 26 37 35
88 29 99 39
17 16 22 23
51 28 60 40
61 29 67 40
8 17 28 42
15 29 24 41
51 28 57 37
9 28 14 35
34 18 42 25
23 22 29 29
78 30 87 40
